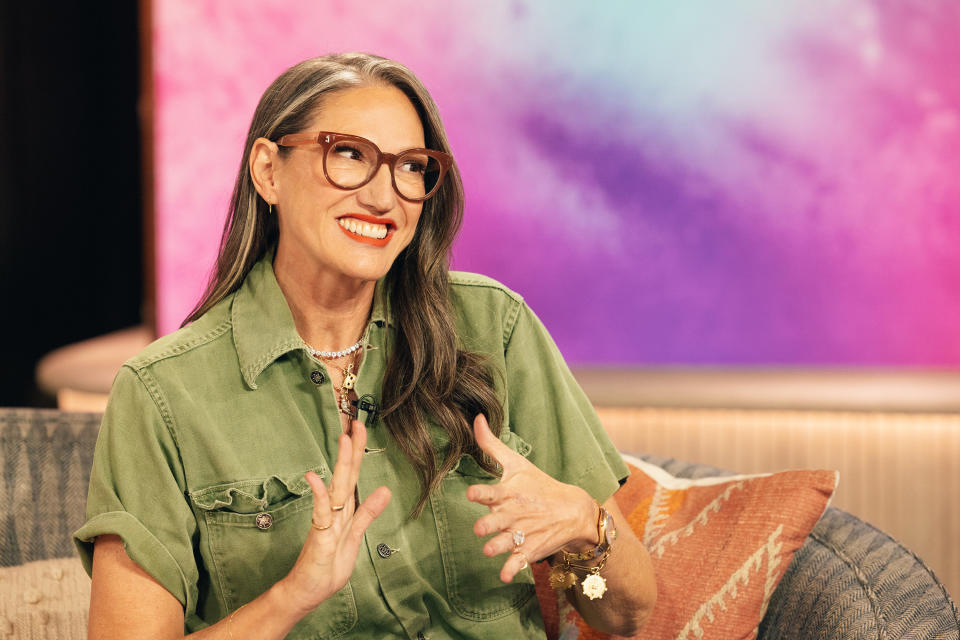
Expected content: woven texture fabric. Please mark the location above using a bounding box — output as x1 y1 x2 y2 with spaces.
642 454 960 640
0 557 89 639
0 409 100 567
537 457 837 639
0 409 957 639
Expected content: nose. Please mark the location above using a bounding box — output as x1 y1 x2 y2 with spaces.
356 163 396 212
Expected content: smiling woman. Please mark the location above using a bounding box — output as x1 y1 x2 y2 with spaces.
258 85 430 288
74 53 656 639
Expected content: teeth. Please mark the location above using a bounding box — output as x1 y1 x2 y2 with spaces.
339 218 389 240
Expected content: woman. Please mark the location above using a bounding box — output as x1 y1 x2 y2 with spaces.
76 53 656 639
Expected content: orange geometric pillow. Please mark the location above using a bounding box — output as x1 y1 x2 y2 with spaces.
534 455 838 640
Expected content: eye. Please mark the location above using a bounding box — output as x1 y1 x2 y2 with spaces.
332 144 367 162
398 154 429 175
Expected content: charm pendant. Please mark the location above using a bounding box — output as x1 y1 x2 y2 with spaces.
339 394 356 417
341 364 357 390
548 565 567 589
548 565 579 590
581 572 607 600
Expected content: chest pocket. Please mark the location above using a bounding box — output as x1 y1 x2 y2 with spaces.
430 431 537 621
189 469 357 638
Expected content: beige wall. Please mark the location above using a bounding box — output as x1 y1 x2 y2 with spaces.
597 406 960 601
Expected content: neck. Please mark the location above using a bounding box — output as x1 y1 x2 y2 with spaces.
273 260 377 353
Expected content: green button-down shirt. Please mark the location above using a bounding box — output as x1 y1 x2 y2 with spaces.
74 255 627 639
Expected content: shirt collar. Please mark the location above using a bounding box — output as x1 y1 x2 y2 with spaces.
231 251 393 389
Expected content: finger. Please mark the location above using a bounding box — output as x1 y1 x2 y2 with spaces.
346 486 392 545
473 414 525 474
327 433 354 509
466 481 505 506
499 548 530 584
473 509 512 537
305 471 333 529
482 531 518 558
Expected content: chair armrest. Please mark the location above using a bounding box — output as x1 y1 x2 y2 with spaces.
759 507 959 639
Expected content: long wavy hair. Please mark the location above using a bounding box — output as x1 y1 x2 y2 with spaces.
184 53 503 515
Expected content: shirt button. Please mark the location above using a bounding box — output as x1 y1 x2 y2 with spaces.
417 633 428 640
310 370 325 385
377 543 398 558
255 513 273 530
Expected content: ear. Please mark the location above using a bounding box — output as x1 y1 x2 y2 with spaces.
249 137 281 205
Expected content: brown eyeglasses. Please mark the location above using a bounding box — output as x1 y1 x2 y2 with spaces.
275 131 453 202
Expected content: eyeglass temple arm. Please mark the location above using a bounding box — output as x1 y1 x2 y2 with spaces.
275 133 323 147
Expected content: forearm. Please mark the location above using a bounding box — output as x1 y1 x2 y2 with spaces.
89 536 312 640
556 499 657 636
563 531 656 634
184 579 306 640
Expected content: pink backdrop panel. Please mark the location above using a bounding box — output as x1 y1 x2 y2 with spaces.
154 1 960 366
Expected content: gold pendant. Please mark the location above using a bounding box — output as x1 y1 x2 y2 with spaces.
581 572 607 600
548 565 579 590
548 565 566 589
339 394 355 416
342 372 357 390
342 365 357 390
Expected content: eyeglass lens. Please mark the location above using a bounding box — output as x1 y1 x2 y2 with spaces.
325 139 441 200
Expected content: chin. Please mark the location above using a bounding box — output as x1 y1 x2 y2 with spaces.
339 258 397 283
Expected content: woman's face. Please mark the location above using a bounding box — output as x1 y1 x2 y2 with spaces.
270 84 427 286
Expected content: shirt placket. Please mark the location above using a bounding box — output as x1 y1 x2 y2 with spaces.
353 321 437 639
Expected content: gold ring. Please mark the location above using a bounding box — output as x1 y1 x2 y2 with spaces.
515 551 528 571
311 519 333 531
331 504 345 512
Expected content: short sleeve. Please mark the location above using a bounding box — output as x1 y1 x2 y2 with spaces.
503 303 629 504
73 365 201 623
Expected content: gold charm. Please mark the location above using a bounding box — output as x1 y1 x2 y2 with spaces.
339 395 355 416
548 565 567 589
342 364 357 390
548 565 579 590
581 572 607 600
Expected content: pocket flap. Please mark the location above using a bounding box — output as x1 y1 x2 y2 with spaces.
189 467 325 513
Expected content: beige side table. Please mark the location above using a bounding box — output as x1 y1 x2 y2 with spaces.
35 326 153 412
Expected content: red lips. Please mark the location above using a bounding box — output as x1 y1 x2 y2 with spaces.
336 214 394 247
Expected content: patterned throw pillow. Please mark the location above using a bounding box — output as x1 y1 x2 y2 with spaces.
534 455 838 639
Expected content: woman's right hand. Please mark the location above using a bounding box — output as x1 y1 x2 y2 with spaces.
277 419 391 615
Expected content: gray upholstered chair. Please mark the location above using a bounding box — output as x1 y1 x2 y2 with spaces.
2 408 958 639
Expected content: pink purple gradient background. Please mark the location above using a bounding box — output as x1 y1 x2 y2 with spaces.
154 1 960 365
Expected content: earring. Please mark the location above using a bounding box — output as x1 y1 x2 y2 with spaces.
269 203 274 215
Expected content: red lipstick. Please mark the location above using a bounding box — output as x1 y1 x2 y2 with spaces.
336 214 394 247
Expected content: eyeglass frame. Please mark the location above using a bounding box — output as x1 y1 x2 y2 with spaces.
274 131 454 203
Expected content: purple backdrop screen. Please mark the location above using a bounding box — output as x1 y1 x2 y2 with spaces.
154 1 960 366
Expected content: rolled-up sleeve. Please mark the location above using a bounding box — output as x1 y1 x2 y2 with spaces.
503 302 629 504
73 365 201 622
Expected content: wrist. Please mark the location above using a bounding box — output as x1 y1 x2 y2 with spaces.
562 491 602 554
268 575 316 620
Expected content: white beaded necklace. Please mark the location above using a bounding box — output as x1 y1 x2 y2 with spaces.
305 338 364 360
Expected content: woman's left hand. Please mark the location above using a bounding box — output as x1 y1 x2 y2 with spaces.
466 414 599 583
